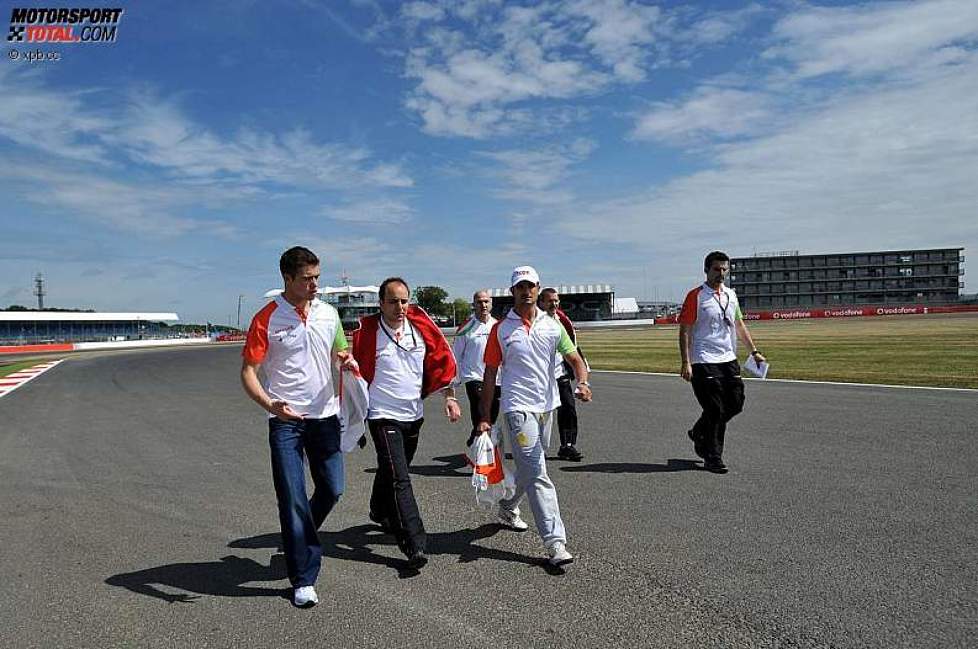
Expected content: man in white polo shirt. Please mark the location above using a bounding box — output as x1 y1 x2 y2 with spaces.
477 266 591 567
351 277 460 570
240 246 356 608
679 250 766 474
452 290 500 446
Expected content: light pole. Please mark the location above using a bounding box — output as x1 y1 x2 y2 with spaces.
236 294 245 330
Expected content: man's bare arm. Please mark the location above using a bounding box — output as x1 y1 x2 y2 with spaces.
679 324 693 381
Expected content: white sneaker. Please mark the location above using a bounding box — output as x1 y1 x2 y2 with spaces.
547 541 574 567
293 585 319 608
497 505 529 531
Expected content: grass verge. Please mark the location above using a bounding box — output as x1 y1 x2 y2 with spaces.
577 313 978 389
0 360 46 379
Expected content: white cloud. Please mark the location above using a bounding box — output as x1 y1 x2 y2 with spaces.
679 4 765 46
478 138 596 205
402 1 445 22
765 0 978 79
632 87 772 143
401 0 663 138
320 198 415 224
558 53 978 295
0 161 241 238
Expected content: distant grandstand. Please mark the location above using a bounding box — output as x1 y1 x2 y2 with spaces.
0 311 180 345
487 284 614 321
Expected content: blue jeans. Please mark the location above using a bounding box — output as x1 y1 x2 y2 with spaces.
268 416 345 587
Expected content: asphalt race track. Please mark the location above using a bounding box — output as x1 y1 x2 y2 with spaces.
0 346 975 648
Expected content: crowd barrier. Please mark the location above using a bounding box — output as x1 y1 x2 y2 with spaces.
0 338 218 355
654 303 978 324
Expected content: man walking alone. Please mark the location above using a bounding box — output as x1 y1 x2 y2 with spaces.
679 251 766 474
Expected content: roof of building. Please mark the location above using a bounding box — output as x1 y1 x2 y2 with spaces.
488 284 614 298
0 312 179 322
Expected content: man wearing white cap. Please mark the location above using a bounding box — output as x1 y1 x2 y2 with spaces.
477 266 592 567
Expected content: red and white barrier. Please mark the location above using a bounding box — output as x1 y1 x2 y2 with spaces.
655 303 978 325
0 337 222 356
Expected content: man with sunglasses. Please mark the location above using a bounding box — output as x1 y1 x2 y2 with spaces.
679 251 766 473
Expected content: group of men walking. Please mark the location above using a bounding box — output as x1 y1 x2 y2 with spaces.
241 246 762 608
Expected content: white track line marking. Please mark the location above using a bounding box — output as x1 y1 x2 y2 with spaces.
591 369 978 393
0 359 65 399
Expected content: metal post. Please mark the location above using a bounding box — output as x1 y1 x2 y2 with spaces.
237 294 245 329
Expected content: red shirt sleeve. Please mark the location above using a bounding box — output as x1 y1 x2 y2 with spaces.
483 321 503 368
677 288 700 325
242 301 276 364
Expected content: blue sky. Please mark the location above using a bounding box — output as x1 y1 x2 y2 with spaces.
2 0 976 324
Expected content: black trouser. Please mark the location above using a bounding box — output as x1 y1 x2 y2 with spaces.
464 380 500 436
368 418 426 556
556 375 579 446
690 361 745 461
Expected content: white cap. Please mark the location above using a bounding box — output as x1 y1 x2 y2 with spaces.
510 265 540 287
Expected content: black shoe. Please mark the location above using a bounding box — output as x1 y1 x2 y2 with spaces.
703 457 728 474
558 444 583 461
406 550 428 570
369 510 394 533
687 429 706 460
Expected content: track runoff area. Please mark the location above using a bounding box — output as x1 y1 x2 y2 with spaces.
0 339 975 648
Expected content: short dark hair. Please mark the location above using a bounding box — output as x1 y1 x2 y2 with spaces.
280 246 319 279
704 250 730 271
537 287 558 305
379 277 409 301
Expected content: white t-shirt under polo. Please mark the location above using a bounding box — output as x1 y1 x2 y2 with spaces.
243 296 347 419
368 319 426 422
678 283 743 364
484 308 576 415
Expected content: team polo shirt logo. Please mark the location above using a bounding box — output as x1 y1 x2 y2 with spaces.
485 309 575 415
678 283 743 365
243 296 348 419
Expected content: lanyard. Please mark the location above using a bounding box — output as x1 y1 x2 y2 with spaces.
379 319 417 352
712 290 732 326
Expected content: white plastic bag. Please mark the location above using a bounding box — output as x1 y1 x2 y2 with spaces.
339 367 369 453
466 426 515 506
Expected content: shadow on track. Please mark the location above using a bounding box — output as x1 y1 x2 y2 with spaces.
104 555 289 604
107 522 564 602
560 458 701 473
362 453 471 479
233 523 562 578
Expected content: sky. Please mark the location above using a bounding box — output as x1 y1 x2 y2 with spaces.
1 0 976 325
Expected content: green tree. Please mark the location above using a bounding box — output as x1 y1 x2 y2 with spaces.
451 298 472 324
413 286 450 317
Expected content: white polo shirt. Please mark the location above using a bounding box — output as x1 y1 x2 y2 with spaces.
452 315 500 385
678 283 743 364
484 308 576 414
243 296 347 418
368 319 426 422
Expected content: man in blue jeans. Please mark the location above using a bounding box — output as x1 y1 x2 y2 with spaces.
241 246 356 608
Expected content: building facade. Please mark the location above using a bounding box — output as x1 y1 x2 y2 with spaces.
729 248 964 310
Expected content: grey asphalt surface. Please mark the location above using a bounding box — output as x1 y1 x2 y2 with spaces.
0 345 975 648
